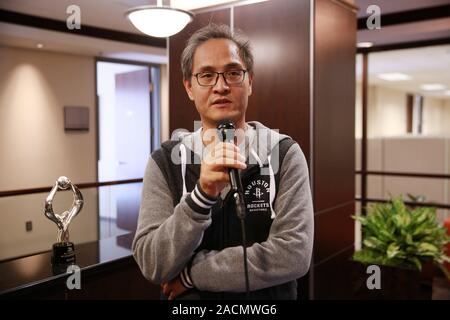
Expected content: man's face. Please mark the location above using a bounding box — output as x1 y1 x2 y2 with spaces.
183 39 253 128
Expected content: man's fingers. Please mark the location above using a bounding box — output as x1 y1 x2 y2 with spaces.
200 142 246 197
209 148 245 160
214 142 241 153
208 171 230 183
204 153 246 167
204 156 246 167
209 159 247 171
212 143 244 158
162 283 170 297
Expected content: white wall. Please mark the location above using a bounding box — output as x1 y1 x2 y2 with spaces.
355 84 406 138
0 46 97 190
376 86 408 136
356 83 450 139
423 96 446 136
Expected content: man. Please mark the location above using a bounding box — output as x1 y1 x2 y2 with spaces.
133 24 313 300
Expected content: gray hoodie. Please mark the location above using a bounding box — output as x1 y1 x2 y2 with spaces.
132 121 314 299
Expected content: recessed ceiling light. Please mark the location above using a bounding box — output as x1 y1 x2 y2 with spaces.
376 73 411 81
357 42 373 48
420 84 446 91
36 43 44 49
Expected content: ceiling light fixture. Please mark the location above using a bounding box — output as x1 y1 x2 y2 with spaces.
357 42 373 48
126 0 194 38
420 84 446 91
36 43 44 49
376 73 411 81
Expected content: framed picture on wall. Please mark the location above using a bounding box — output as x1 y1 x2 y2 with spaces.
64 106 89 131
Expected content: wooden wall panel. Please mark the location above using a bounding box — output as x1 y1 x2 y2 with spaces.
169 9 230 133
313 247 354 299
314 203 355 264
314 0 356 212
234 0 311 158
312 0 356 299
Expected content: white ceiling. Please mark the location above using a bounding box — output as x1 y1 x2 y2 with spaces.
0 0 172 63
0 22 168 64
172 0 241 11
356 45 450 99
0 0 150 34
0 0 255 62
0 0 252 33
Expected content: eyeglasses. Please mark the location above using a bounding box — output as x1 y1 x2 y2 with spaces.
193 70 247 87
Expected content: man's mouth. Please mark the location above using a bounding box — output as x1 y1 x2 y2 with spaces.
211 98 232 108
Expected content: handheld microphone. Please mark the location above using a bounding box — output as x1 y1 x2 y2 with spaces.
217 120 246 219
217 120 250 297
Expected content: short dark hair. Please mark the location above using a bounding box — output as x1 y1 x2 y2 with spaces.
181 23 254 81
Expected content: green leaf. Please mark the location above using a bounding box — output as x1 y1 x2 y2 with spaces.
405 233 413 245
408 257 423 270
418 242 438 253
387 243 400 259
363 238 378 249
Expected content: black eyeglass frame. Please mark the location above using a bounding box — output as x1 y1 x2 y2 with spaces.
192 70 248 87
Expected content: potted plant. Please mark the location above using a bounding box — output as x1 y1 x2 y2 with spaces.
351 196 450 299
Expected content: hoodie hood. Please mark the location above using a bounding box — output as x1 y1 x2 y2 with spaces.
173 121 290 166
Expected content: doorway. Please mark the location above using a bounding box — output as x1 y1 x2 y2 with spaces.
96 60 160 238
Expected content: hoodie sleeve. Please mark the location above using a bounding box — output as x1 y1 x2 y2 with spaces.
187 143 314 292
132 153 216 284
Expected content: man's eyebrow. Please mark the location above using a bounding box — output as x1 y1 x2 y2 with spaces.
197 66 215 72
196 63 244 72
224 63 244 69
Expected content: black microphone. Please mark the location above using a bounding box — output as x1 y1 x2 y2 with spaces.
217 120 250 297
217 120 246 219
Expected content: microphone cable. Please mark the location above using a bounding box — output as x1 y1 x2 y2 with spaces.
234 189 250 299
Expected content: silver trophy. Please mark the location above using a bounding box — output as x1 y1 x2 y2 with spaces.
44 176 83 264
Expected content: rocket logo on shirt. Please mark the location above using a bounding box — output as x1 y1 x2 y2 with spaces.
244 178 271 214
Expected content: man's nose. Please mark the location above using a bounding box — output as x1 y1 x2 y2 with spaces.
213 74 230 93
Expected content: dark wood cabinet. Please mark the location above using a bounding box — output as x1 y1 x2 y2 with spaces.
0 233 160 300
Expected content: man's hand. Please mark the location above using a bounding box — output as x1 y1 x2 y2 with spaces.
161 276 188 300
200 142 246 197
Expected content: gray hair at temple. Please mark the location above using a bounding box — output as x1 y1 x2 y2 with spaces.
181 23 254 81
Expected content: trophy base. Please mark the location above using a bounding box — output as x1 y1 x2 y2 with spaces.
52 242 76 265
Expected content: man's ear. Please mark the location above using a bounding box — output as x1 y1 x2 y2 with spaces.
183 79 194 101
248 73 253 97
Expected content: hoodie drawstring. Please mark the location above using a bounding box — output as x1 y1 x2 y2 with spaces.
267 154 276 219
251 147 276 219
180 144 188 197
250 148 263 168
